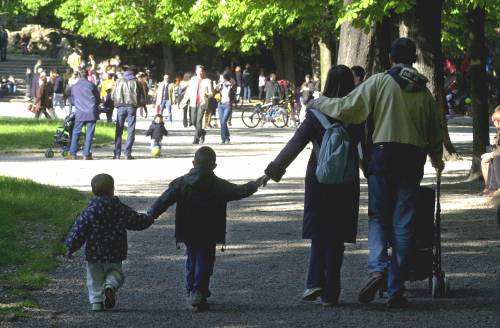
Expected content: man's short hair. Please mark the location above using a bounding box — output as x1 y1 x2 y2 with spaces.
127 65 138 75
91 174 114 196
194 146 216 168
390 37 417 65
78 68 87 78
196 65 205 71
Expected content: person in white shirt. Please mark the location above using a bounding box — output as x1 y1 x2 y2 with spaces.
258 69 266 102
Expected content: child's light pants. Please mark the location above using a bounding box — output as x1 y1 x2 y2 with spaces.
86 262 125 304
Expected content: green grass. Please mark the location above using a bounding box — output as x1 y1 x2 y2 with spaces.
0 118 119 151
0 176 89 321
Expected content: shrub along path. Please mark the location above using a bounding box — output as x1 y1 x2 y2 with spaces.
0 116 499 327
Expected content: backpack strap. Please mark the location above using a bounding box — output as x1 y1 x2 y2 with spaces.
309 109 331 129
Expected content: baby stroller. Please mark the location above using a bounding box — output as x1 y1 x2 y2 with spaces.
407 173 449 297
45 113 76 158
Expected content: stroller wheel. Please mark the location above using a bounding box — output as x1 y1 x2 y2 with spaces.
45 149 54 158
61 150 69 157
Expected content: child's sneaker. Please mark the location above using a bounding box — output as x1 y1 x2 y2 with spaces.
91 303 104 312
104 287 116 309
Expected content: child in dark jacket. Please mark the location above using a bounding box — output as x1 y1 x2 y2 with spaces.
148 146 266 309
146 114 169 156
65 174 154 312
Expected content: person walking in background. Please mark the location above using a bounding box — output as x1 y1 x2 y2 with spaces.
66 68 100 160
34 59 43 73
309 38 444 308
51 69 65 118
312 73 321 95
99 73 115 122
181 65 213 144
145 114 169 156
178 72 191 128
216 73 233 144
67 50 82 73
137 72 149 119
34 72 52 119
242 64 252 103
258 69 266 102
264 73 281 104
0 25 7 61
351 66 366 87
156 74 175 124
25 68 33 101
112 65 143 160
234 66 243 104
299 74 314 122
262 65 363 307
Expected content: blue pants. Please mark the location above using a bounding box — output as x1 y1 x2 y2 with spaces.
160 100 172 122
114 106 136 157
367 174 421 298
243 85 251 101
69 120 96 156
306 240 345 303
185 243 216 295
217 102 232 142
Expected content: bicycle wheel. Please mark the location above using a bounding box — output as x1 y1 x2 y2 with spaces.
241 105 262 128
272 106 289 128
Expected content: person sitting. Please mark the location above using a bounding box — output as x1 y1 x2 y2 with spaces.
6 75 16 94
481 106 500 196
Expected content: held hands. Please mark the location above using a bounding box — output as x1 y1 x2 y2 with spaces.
256 175 270 188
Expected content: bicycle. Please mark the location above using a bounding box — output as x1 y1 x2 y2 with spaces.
241 98 289 128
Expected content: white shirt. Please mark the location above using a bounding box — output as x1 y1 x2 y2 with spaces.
258 75 266 87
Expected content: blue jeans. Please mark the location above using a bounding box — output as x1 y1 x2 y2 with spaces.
243 85 251 101
367 174 421 298
69 120 96 156
185 243 216 295
114 106 137 157
217 102 232 142
306 240 345 303
160 100 172 122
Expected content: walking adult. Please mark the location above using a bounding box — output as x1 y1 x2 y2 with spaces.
178 72 191 128
258 69 266 102
137 72 149 119
181 65 213 144
156 74 174 123
264 73 281 104
216 73 233 144
25 68 33 101
34 72 52 120
51 69 65 118
242 64 252 103
299 74 315 122
309 37 444 308
112 65 143 160
67 50 82 73
234 66 243 104
262 65 363 306
66 69 100 160
0 25 7 61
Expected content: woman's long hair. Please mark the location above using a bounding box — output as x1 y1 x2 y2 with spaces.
322 65 355 98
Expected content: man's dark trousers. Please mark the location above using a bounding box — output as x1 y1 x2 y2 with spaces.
185 243 216 296
0 44 6 61
114 106 137 157
190 105 205 143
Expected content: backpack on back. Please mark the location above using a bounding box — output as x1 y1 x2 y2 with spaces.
310 109 358 184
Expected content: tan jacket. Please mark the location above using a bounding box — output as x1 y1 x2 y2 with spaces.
155 81 175 105
181 77 213 108
312 67 443 168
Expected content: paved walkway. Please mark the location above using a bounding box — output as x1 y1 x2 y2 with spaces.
1 108 499 327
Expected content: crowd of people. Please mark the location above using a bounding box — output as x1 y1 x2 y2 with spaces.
64 38 447 312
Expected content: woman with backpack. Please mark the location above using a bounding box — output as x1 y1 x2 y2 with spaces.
261 65 364 306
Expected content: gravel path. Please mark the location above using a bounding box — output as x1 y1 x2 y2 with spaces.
1 112 499 327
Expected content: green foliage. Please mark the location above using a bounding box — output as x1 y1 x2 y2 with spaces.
336 0 415 28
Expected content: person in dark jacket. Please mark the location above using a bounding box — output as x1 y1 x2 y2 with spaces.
66 69 100 160
264 73 281 104
34 72 52 119
65 174 154 312
112 66 143 159
146 114 169 156
148 147 266 310
0 25 7 61
262 65 363 306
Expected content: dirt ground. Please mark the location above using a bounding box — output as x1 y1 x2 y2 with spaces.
0 111 499 328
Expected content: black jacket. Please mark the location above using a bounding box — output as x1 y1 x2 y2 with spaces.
148 167 258 244
146 122 168 141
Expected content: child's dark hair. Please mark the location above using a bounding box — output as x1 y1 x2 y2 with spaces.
154 114 163 122
91 174 114 196
194 146 216 168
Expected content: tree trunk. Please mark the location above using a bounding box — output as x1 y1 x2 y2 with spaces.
271 42 285 80
311 36 321 78
319 37 332 91
467 6 489 181
281 37 296 85
162 42 175 77
399 0 460 162
337 21 374 69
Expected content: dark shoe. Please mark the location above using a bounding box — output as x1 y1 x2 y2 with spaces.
64 155 77 160
113 154 120 160
359 272 385 303
104 287 116 309
126 155 135 160
387 295 409 309
190 290 206 307
200 135 205 144
84 154 93 160
192 140 199 145
302 288 323 301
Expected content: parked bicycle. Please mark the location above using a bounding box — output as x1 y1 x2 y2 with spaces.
241 97 289 128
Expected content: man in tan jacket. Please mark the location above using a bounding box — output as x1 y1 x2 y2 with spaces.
310 38 444 308
181 65 213 144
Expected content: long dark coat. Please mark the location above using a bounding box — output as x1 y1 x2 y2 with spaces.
265 110 363 243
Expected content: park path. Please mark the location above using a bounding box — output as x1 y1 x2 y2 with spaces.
1 111 499 327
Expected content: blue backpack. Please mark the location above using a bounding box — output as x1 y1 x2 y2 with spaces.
310 109 358 184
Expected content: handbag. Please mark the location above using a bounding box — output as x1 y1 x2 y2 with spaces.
27 102 40 114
